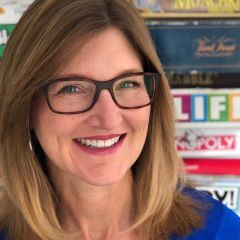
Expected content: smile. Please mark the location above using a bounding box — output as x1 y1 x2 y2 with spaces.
74 135 123 148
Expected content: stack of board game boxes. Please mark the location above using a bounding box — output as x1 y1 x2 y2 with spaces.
133 0 240 216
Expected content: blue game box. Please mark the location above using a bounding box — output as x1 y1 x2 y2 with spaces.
149 20 240 74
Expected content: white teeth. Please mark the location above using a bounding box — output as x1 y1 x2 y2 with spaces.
105 139 112 147
97 140 104 147
76 136 121 148
86 139 91 146
92 140 97 147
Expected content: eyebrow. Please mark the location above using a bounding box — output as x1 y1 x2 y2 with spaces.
55 68 144 80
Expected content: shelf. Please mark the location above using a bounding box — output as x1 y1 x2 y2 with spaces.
141 13 240 19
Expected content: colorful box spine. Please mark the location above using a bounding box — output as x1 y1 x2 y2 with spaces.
172 89 240 123
188 174 240 216
198 184 240 216
184 159 240 175
0 1 33 24
167 72 240 88
175 127 240 158
0 1 33 57
0 24 15 57
149 20 240 73
133 0 240 14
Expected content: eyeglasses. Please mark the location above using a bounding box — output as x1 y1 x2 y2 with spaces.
42 72 160 114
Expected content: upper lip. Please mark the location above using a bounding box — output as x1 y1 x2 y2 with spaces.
73 134 125 141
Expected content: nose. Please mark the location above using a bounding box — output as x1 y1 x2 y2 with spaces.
87 90 123 129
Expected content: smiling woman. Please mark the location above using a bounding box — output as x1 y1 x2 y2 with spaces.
0 1 240 240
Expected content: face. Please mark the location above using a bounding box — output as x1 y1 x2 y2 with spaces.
31 28 150 187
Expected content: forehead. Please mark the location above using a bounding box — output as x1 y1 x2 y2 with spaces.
57 27 143 81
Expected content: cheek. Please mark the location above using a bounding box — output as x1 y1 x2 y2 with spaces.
131 107 150 131
30 102 76 169
31 99 73 144
124 108 150 168
126 107 150 144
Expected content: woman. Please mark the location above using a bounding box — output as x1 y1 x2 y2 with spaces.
0 0 239 239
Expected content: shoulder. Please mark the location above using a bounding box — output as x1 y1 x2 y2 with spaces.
0 232 6 240
174 188 240 239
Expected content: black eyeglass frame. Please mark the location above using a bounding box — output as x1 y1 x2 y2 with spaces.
42 72 160 114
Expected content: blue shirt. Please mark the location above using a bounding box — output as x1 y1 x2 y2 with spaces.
0 189 239 239
0 233 6 240
172 188 240 239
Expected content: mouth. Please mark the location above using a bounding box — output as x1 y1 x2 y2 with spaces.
73 134 126 149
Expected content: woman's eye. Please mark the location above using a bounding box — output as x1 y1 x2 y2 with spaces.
58 85 79 94
119 81 139 89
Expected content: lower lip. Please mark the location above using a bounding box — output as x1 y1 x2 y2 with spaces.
73 135 126 155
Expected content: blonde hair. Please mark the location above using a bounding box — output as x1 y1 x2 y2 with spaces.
0 0 203 239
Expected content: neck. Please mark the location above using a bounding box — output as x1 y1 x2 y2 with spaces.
55 170 136 239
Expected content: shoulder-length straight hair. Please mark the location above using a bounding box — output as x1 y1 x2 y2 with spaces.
0 0 203 239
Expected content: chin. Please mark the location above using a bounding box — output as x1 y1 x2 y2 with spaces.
81 168 132 187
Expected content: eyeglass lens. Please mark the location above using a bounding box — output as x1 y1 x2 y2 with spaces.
47 74 155 113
